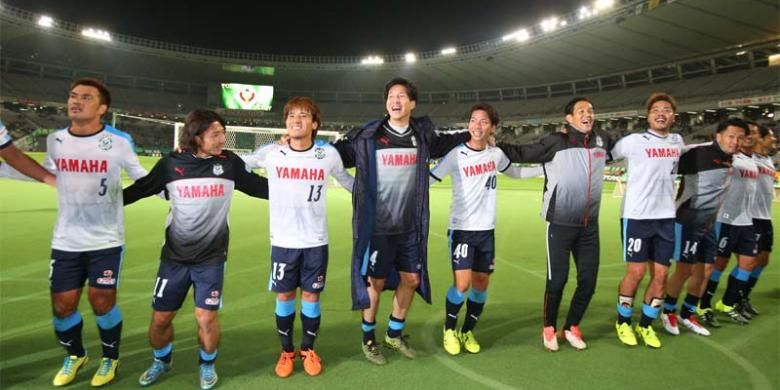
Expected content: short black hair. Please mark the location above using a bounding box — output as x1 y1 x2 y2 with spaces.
564 97 592 116
384 77 418 102
715 117 749 135
179 108 226 152
70 77 111 110
469 103 500 126
757 124 772 138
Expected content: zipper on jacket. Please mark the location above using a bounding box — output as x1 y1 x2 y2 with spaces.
583 134 592 228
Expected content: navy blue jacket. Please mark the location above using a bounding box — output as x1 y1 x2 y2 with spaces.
333 116 469 310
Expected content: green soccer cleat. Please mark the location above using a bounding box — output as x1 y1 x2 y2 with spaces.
442 328 461 355
53 355 89 386
634 325 661 348
361 340 387 365
460 330 481 354
139 358 171 386
615 322 637 347
384 334 417 359
90 357 119 387
715 300 749 325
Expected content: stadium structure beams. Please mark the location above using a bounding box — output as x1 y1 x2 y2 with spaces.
1 0 777 90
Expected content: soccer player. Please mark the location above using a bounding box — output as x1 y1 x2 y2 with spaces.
611 93 685 348
124 109 269 390
44 78 147 387
664 118 747 331
242 97 353 378
430 103 542 355
743 124 777 314
702 120 761 324
498 97 615 351
332 77 469 364
0 118 56 185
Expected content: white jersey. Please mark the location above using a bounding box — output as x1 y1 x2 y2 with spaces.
751 154 776 221
611 130 684 220
430 144 542 231
243 141 353 248
0 120 12 148
44 125 147 251
717 152 758 226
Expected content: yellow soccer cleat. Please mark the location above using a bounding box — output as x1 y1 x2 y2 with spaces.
634 325 661 349
460 330 481 354
615 322 637 347
90 358 119 387
53 355 89 386
443 328 461 355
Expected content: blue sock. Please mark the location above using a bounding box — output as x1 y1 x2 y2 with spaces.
95 305 123 359
444 286 465 330
53 311 85 357
300 301 321 350
387 315 405 338
199 348 217 365
275 298 296 353
153 343 173 363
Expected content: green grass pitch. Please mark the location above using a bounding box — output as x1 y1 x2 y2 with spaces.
1 154 778 389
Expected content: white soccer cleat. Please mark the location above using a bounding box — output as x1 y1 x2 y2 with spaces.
542 326 559 352
660 312 680 336
682 315 711 336
563 326 587 350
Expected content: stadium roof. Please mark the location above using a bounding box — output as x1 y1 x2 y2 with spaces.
1 0 778 92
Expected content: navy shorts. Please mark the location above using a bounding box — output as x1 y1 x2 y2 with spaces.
674 222 718 264
715 223 759 258
448 229 495 273
753 219 773 252
50 246 124 293
364 231 421 279
621 219 675 266
151 260 225 311
268 245 328 293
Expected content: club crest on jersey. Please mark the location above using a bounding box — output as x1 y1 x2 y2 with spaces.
98 135 112 151
213 163 224 176
411 136 417 147
595 135 603 148
314 147 326 159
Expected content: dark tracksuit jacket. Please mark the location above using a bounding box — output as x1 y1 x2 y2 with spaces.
498 126 615 327
333 116 469 310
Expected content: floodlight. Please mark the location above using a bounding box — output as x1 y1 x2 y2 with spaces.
540 17 560 32
37 15 54 28
361 55 383 65
594 0 615 11
502 29 530 42
441 47 456 55
578 7 592 20
405 53 417 63
82 28 112 42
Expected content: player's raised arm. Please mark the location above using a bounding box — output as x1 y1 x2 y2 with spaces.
429 146 458 185
331 129 358 168
234 156 269 199
429 125 470 159
241 143 273 170
0 120 56 186
329 148 355 192
123 157 167 205
497 133 561 164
